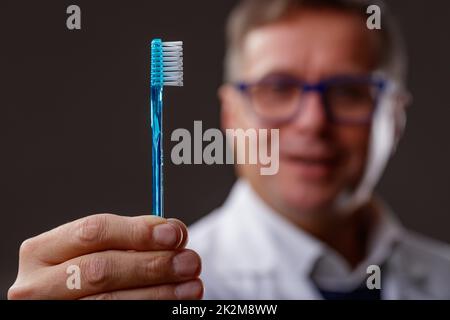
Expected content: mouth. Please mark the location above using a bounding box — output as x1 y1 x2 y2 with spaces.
280 153 339 180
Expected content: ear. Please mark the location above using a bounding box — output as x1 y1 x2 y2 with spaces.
392 91 412 151
218 84 238 131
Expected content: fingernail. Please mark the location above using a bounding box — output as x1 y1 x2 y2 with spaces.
153 223 178 247
173 251 200 277
175 280 203 299
167 219 186 247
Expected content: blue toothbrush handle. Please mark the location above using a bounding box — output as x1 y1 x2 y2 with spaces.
151 85 164 217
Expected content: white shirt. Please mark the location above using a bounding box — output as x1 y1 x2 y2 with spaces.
188 179 450 299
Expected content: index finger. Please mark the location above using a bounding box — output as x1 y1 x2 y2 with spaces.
22 214 187 265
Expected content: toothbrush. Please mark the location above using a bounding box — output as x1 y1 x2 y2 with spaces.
150 39 183 217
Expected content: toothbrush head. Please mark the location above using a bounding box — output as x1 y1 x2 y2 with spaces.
151 39 183 87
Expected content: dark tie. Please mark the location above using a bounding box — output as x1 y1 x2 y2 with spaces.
318 286 381 300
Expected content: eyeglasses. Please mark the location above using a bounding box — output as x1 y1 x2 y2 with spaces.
235 74 386 125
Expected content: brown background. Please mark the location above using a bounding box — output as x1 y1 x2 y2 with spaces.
1 0 449 298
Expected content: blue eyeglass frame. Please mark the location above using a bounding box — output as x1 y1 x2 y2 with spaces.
234 74 387 125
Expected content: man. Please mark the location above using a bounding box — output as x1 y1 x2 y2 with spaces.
188 0 450 299
8 0 450 300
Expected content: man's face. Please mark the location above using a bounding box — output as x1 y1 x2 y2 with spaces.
220 9 381 215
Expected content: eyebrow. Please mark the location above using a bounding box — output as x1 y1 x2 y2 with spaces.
256 68 374 83
256 71 301 83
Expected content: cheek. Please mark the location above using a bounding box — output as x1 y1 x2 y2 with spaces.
228 98 273 179
335 126 370 181
228 94 257 130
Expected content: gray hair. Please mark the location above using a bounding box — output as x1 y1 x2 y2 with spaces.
224 0 407 85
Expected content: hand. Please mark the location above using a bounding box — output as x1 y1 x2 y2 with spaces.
8 214 203 300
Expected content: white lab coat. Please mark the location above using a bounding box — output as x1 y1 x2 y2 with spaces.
188 180 450 299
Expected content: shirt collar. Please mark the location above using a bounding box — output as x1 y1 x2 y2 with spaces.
216 179 403 289
311 200 403 291
217 179 322 275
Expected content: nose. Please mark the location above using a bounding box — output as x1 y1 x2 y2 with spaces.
290 91 329 134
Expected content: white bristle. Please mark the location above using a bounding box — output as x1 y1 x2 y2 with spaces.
162 41 183 86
